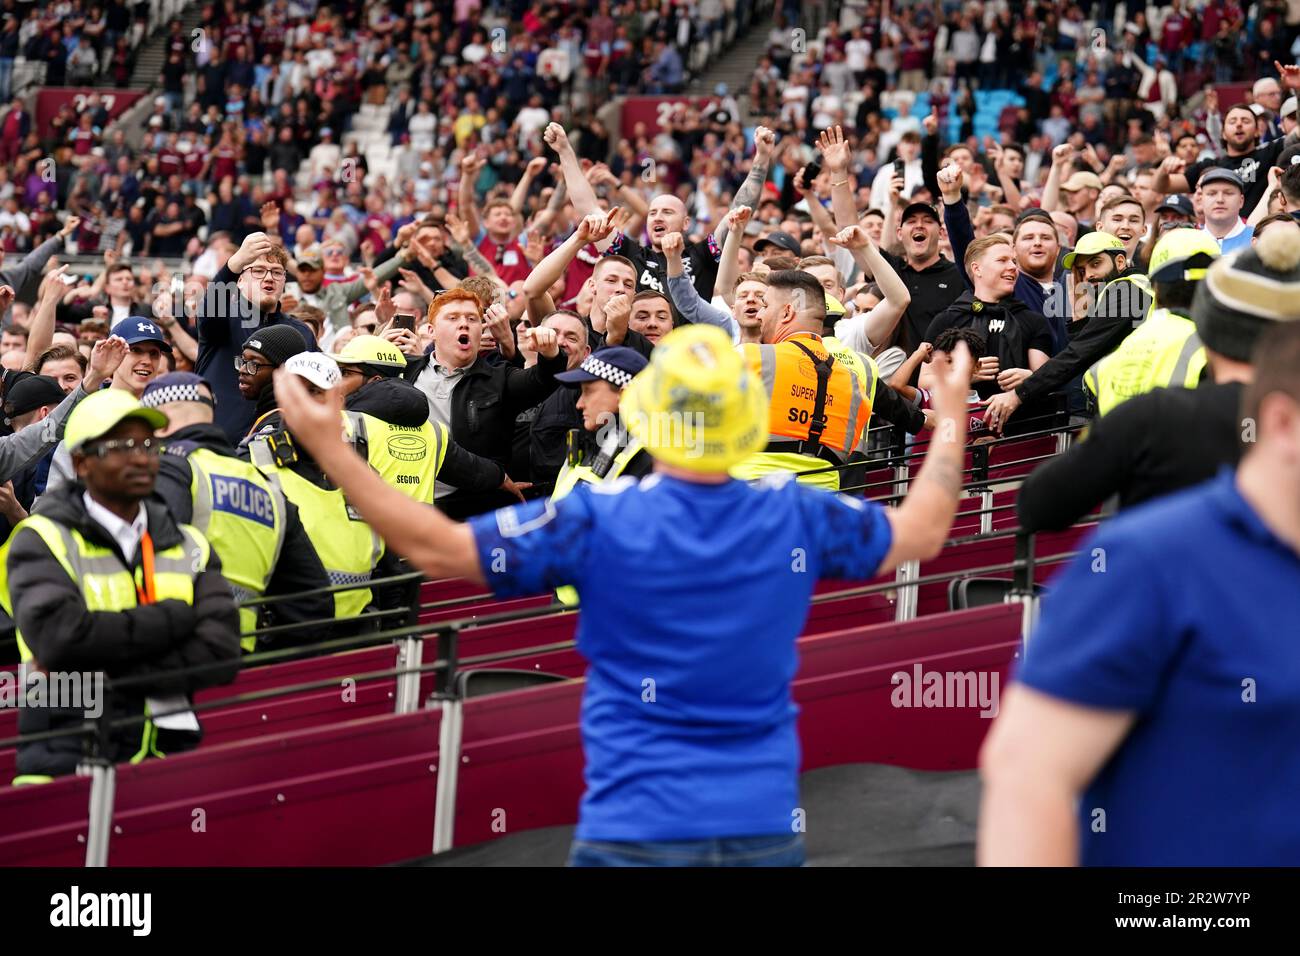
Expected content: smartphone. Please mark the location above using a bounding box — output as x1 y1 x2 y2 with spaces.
391 313 416 332
893 158 906 180
800 159 822 189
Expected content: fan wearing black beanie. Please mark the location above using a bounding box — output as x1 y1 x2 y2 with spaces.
983 225 1300 867
234 325 312 440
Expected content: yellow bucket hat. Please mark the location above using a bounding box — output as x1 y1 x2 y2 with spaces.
620 324 769 472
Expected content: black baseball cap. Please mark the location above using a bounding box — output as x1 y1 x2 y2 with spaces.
900 201 941 224
1156 194 1195 218
1015 207 1055 228
4 375 66 421
753 231 801 254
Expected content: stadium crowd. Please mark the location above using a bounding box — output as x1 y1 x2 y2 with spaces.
1 0 1300 865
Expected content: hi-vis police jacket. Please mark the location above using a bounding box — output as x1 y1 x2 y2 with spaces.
246 425 385 622
154 422 332 651
0 485 240 780
1084 308 1205 416
550 425 652 606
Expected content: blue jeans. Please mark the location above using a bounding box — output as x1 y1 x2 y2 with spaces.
568 833 805 867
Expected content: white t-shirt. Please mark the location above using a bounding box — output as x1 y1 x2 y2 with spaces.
516 106 550 144
846 38 872 71
409 112 437 153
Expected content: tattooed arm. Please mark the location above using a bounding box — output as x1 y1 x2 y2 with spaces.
717 125 775 246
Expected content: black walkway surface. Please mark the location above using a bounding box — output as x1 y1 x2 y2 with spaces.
401 764 980 867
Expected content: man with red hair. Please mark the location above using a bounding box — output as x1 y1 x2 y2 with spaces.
403 289 568 516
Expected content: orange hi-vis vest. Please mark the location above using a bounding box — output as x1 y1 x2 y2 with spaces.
741 332 872 458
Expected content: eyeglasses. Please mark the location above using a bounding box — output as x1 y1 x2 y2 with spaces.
246 266 287 281
84 437 161 459
234 356 274 373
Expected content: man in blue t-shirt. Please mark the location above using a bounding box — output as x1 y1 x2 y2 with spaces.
979 239 1300 866
272 323 974 867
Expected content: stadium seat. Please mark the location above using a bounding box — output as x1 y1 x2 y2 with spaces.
453 668 570 699
947 576 1047 611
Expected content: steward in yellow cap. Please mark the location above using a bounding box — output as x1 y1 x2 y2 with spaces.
331 335 528 507
1084 228 1221 415
0 389 240 781
984 230 1155 431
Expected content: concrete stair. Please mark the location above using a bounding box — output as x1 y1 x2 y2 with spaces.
123 2 205 90
686 18 774 123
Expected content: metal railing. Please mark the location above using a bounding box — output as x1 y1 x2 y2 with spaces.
0 417 1086 864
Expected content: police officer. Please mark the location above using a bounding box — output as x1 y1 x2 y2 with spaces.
1084 228 1221 416
0 390 239 780
142 372 332 651
547 346 651 605
243 353 385 622
552 347 653 492
330 335 527 507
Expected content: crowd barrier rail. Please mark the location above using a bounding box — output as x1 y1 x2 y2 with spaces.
0 420 1095 864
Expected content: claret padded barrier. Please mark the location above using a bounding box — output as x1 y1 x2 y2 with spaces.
0 603 1023 866
0 422 1092 866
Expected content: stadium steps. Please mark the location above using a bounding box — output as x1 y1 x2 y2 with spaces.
687 20 773 120
123 2 206 91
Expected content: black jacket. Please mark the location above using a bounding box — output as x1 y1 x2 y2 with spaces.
402 350 566 517
1018 381 1242 533
154 422 333 645
568 422 655 481
11 485 240 777
346 377 506 493
194 264 318 442
530 384 583 487
927 291 1056 400
1015 274 1153 406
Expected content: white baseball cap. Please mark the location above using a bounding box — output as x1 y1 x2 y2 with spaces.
1283 96 1298 119
283 353 341 390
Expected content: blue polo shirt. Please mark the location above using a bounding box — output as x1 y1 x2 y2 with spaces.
468 473 893 842
1017 470 1300 865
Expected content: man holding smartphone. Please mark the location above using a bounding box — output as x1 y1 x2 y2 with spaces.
194 231 318 441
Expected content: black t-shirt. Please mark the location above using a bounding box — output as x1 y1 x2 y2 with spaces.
607 232 720 303
882 252 966 354
924 300 1054 399
1185 138 1288 216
